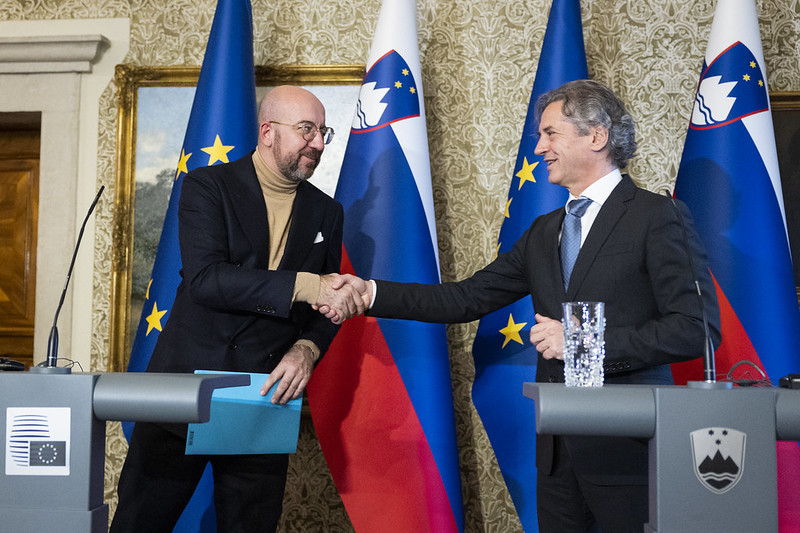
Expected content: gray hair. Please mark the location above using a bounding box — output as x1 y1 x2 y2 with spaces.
535 79 637 168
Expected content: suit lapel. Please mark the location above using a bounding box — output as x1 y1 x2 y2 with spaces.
279 181 322 270
545 208 569 300
225 155 270 266
566 175 636 299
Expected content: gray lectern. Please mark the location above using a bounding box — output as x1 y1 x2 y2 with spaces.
524 383 800 532
0 371 250 533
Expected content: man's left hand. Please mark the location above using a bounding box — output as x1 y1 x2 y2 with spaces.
530 313 565 360
260 344 315 404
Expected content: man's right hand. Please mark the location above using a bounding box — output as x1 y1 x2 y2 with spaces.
315 273 372 324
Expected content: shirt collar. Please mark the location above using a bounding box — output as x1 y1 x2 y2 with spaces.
565 169 623 209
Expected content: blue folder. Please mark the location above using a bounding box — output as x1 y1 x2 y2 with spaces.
185 370 301 455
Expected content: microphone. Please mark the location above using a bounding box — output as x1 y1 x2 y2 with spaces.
662 189 719 385
35 186 105 373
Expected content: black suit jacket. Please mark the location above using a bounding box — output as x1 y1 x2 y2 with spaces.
370 175 721 484
146 153 342 376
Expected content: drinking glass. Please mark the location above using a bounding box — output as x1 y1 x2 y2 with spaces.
562 301 605 387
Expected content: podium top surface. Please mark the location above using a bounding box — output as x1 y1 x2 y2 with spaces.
93 372 251 423
523 382 800 441
524 382 658 437
0 371 250 423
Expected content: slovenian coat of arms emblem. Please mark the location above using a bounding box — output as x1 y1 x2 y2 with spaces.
690 427 746 494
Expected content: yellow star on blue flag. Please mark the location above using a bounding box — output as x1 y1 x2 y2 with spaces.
499 314 527 348
201 134 235 165
515 157 538 189
145 301 168 335
176 149 192 179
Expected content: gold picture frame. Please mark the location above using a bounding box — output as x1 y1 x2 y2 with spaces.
109 64 365 372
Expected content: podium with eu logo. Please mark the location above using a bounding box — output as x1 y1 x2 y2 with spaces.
523 382 800 532
0 371 249 532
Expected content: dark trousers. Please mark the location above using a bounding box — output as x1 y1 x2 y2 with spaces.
537 435 649 533
111 422 289 533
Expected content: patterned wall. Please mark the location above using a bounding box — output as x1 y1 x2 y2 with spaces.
2 0 798 530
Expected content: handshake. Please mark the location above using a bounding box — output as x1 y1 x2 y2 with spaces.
315 273 373 325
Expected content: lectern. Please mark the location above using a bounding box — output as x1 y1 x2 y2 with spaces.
0 372 250 533
524 383 800 532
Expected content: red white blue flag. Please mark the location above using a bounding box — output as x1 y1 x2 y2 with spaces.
673 0 800 528
306 0 463 531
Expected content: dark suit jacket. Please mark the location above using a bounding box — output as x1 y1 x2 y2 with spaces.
370 175 721 485
146 153 343 376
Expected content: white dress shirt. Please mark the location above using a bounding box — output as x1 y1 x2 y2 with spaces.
561 169 623 246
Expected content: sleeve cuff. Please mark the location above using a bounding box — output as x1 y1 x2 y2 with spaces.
293 272 321 305
294 339 320 363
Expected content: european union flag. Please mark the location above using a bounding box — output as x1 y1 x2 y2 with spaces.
124 0 257 530
471 0 587 530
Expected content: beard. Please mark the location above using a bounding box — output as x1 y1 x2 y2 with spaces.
274 134 322 181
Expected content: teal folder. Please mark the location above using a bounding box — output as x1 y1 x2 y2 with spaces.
185 370 301 455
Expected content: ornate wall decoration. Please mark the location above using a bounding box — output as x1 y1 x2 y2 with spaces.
2 0 799 531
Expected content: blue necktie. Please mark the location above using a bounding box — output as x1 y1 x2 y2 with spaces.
560 197 593 290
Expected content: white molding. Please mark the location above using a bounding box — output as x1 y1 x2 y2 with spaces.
0 34 109 73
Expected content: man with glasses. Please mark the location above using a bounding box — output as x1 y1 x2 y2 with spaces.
112 85 367 533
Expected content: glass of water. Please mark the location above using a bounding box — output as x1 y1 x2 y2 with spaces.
562 301 605 387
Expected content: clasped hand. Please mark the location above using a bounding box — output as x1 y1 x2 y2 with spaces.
315 273 372 324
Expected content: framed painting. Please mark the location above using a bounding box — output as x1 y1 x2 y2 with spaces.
770 91 800 298
109 64 364 372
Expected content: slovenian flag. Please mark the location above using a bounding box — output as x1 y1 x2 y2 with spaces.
305 0 463 531
673 0 800 528
124 0 257 530
470 0 587 529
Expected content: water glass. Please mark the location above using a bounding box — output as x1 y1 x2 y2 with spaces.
562 301 605 387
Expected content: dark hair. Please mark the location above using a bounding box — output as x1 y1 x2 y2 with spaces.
535 79 637 168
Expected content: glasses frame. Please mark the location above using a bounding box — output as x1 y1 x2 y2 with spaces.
268 120 335 145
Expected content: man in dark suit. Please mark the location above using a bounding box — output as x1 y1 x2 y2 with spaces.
323 80 721 532
112 86 366 533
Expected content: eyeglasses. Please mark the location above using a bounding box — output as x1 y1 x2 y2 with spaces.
268 121 335 145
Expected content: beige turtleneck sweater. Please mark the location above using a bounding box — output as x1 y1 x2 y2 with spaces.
252 150 321 360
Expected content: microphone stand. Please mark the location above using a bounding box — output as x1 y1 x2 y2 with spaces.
30 186 105 375
664 190 731 389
